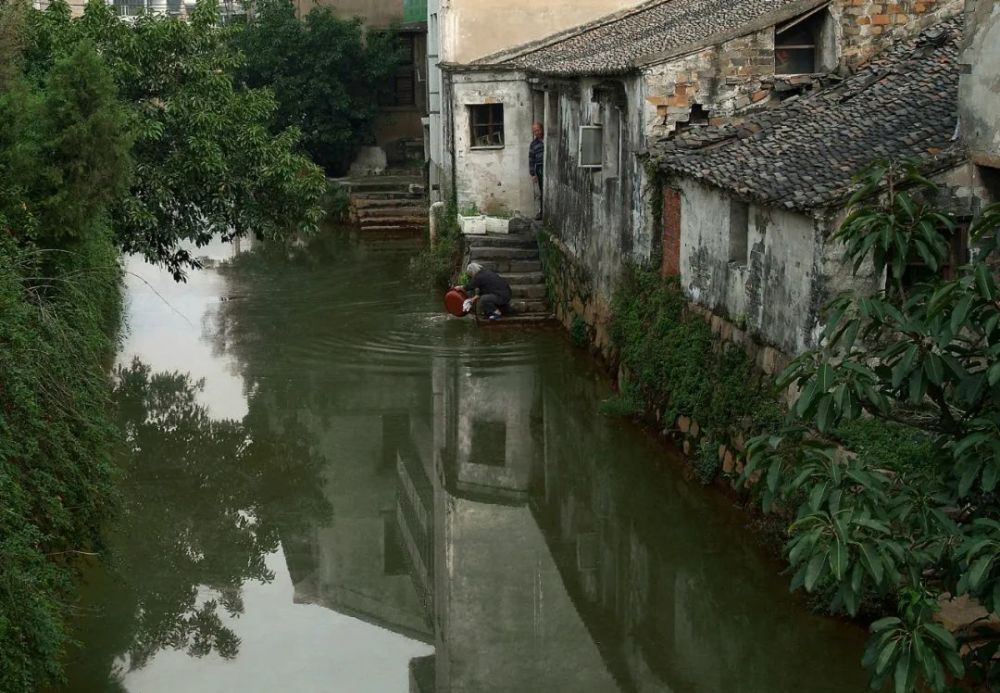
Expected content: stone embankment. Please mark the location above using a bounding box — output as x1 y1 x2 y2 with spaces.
464 229 554 324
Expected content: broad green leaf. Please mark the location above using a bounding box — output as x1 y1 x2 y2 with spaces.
804 551 826 592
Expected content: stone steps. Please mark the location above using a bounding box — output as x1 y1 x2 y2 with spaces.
355 197 425 209
357 205 428 217
466 236 539 249
468 246 539 261
462 230 552 323
344 173 428 235
359 215 427 227
510 284 547 299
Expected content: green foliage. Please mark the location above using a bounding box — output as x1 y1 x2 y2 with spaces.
0 235 122 691
229 0 402 176
694 439 722 485
599 379 644 418
742 161 1000 691
609 268 782 440
410 204 463 289
570 314 588 347
24 0 326 279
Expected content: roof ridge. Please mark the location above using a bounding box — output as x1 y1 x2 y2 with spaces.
472 0 671 66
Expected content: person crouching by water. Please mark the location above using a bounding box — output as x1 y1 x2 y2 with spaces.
455 262 511 321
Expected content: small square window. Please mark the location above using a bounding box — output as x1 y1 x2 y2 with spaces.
469 104 504 148
729 200 749 265
579 125 603 168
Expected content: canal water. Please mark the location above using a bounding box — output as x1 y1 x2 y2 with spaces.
58 233 868 692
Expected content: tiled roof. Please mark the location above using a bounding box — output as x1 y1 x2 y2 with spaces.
649 19 964 212
473 0 815 75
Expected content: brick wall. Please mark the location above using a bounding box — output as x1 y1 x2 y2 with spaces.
835 0 962 66
661 187 681 277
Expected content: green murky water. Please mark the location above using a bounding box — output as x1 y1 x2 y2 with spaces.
57 232 868 692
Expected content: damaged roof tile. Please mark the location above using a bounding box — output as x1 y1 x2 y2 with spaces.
649 19 964 212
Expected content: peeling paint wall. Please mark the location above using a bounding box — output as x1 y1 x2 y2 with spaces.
959 0 1000 169
451 71 535 216
677 180 876 355
545 76 650 304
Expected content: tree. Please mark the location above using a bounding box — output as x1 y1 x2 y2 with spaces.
742 161 1000 692
230 0 402 176
25 0 327 279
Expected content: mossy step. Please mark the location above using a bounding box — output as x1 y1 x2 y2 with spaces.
466 235 538 249
468 247 539 260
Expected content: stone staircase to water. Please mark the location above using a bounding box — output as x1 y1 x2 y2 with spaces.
345 173 428 234
465 232 553 325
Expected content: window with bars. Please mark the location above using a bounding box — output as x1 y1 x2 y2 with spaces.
469 104 505 148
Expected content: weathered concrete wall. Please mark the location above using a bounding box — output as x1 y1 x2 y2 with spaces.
959 0 1000 168
546 77 650 308
437 0 646 64
450 71 535 215
677 180 858 355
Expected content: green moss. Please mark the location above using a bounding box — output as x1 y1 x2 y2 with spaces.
599 379 645 418
410 202 464 290
570 314 588 347
694 439 722 485
609 266 783 446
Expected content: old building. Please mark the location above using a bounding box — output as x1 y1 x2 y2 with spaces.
959 0 1000 202
424 0 650 203
435 0 960 351
281 0 428 169
648 18 983 356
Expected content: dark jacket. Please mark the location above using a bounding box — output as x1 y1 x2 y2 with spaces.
529 137 544 177
464 270 511 303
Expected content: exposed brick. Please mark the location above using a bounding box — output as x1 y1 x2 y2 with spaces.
872 14 892 24
660 187 681 276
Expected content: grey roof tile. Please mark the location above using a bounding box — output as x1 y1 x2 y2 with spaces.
472 0 811 75
649 19 964 212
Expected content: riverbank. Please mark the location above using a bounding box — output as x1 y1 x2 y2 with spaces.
0 232 123 691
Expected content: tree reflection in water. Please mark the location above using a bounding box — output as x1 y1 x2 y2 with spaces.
93 359 331 674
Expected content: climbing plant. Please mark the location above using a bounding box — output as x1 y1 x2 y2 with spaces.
742 161 1000 692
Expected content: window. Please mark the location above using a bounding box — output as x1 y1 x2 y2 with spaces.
900 224 969 289
381 35 416 107
775 7 829 75
579 125 603 168
470 419 506 467
729 200 750 264
980 165 1000 205
469 104 504 148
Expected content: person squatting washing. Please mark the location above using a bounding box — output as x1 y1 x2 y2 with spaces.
455 263 511 321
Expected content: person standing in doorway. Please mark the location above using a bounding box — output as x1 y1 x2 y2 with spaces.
529 122 544 221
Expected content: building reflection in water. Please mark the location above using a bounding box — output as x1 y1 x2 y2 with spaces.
241 239 865 693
